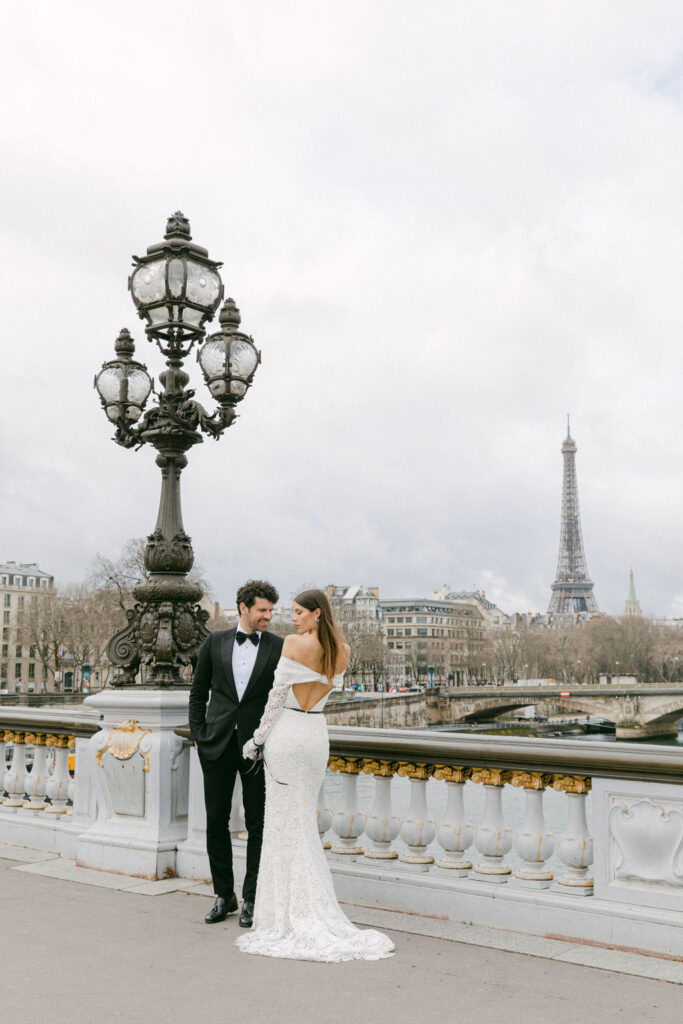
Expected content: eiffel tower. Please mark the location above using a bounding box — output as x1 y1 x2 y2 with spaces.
547 418 599 617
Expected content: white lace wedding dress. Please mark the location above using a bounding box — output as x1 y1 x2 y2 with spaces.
236 656 394 962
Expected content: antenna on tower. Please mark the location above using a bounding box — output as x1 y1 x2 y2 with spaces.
566 413 571 438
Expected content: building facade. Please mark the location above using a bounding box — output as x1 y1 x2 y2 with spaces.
0 562 55 693
380 597 485 687
326 585 381 632
432 585 511 632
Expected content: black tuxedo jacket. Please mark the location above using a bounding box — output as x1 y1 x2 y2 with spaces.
188 628 284 760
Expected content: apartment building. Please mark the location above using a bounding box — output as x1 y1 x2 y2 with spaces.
0 561 55 692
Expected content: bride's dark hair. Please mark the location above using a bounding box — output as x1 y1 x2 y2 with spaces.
294 588 345 681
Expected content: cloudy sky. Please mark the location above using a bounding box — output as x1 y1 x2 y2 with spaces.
1 2 682 617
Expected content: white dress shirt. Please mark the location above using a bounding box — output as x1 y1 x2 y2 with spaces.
232 629 262 701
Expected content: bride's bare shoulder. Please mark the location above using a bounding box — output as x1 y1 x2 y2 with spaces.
282 634 308 656
282 633 321 668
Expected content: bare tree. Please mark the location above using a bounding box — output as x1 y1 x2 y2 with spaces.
90 536 212 613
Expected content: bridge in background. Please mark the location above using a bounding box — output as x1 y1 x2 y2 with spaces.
326 685 683 738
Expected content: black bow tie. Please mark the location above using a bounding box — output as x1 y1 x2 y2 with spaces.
236 631 259 646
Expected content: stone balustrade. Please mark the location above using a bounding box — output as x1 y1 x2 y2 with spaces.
0 708 100 857
1 705 681 958
322 755 593 891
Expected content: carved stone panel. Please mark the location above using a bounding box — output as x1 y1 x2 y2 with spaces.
101 751 147 817
592 778 683 913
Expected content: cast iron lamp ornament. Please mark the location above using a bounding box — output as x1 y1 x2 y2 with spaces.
94 212 261 687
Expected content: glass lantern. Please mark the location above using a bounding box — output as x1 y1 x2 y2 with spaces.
197 298 260 404
129 211 224 344
94 329 152 424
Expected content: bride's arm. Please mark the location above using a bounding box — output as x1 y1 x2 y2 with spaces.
242 662 290 760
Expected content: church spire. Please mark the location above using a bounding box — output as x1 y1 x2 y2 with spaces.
624 568 642 617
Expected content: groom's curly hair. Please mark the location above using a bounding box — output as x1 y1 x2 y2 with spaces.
236 579 279 609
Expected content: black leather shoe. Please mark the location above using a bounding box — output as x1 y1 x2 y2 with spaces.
239 900 255 928
205 893 238 924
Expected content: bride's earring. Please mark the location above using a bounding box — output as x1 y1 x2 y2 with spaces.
314 617 319 629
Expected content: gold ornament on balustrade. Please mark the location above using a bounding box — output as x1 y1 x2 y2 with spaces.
4 731 24 744
23 733 47 746
361 759 398 777
67 737 76 749
327 756 362 774
45 735 70 749
470 767 511 787
96 719 152 771
433 765 472 784
396 761 434 780
509 770 554 790
551 774 592 794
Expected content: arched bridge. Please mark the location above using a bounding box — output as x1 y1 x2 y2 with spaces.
325 686 683 738
434 686 683 739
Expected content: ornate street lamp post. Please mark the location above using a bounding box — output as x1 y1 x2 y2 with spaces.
94 212 260 688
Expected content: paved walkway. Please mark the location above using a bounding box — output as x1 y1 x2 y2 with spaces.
2 845 681 1024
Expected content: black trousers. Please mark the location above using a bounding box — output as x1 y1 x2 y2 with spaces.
198 732 266 902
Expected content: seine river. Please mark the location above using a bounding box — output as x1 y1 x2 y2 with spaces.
324 725 682 876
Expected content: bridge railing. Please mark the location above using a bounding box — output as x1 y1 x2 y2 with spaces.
324 726 679 885
1 704 681 957
1 707 101 856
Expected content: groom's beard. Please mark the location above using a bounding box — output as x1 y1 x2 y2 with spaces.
242 613 272 633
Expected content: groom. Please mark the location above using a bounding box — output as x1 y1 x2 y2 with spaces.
189 579 283 927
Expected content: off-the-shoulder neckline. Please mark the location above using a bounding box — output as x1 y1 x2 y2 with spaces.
280 655 344 679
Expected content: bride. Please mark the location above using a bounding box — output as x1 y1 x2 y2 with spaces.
236 588 395 962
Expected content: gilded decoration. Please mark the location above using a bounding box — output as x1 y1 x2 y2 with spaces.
95 719 152 772
361 759 397 777
5 731 24 744
433 765 472 784
45 735 69 749
23 733 46 746
509 771 554 790
327 756 362 774
67 737 76 749
470 767 511 787
396 761 434 780
552 774 592 794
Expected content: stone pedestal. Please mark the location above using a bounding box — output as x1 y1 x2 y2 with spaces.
76 690 190 880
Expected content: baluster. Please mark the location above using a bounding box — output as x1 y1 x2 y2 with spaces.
317 775 334 849
510 771 555 888
23 733 49 812
328 757 366 858
3 731 28 807
397 762 435 870
362 760 400 859
0 731 6 797
433 766 474 874
553 775 594 895
471 768 513 882
44 734 71 814
66 737 76 814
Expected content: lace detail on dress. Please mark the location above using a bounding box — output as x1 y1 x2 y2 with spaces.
236 657 394 963
242 664 290 760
